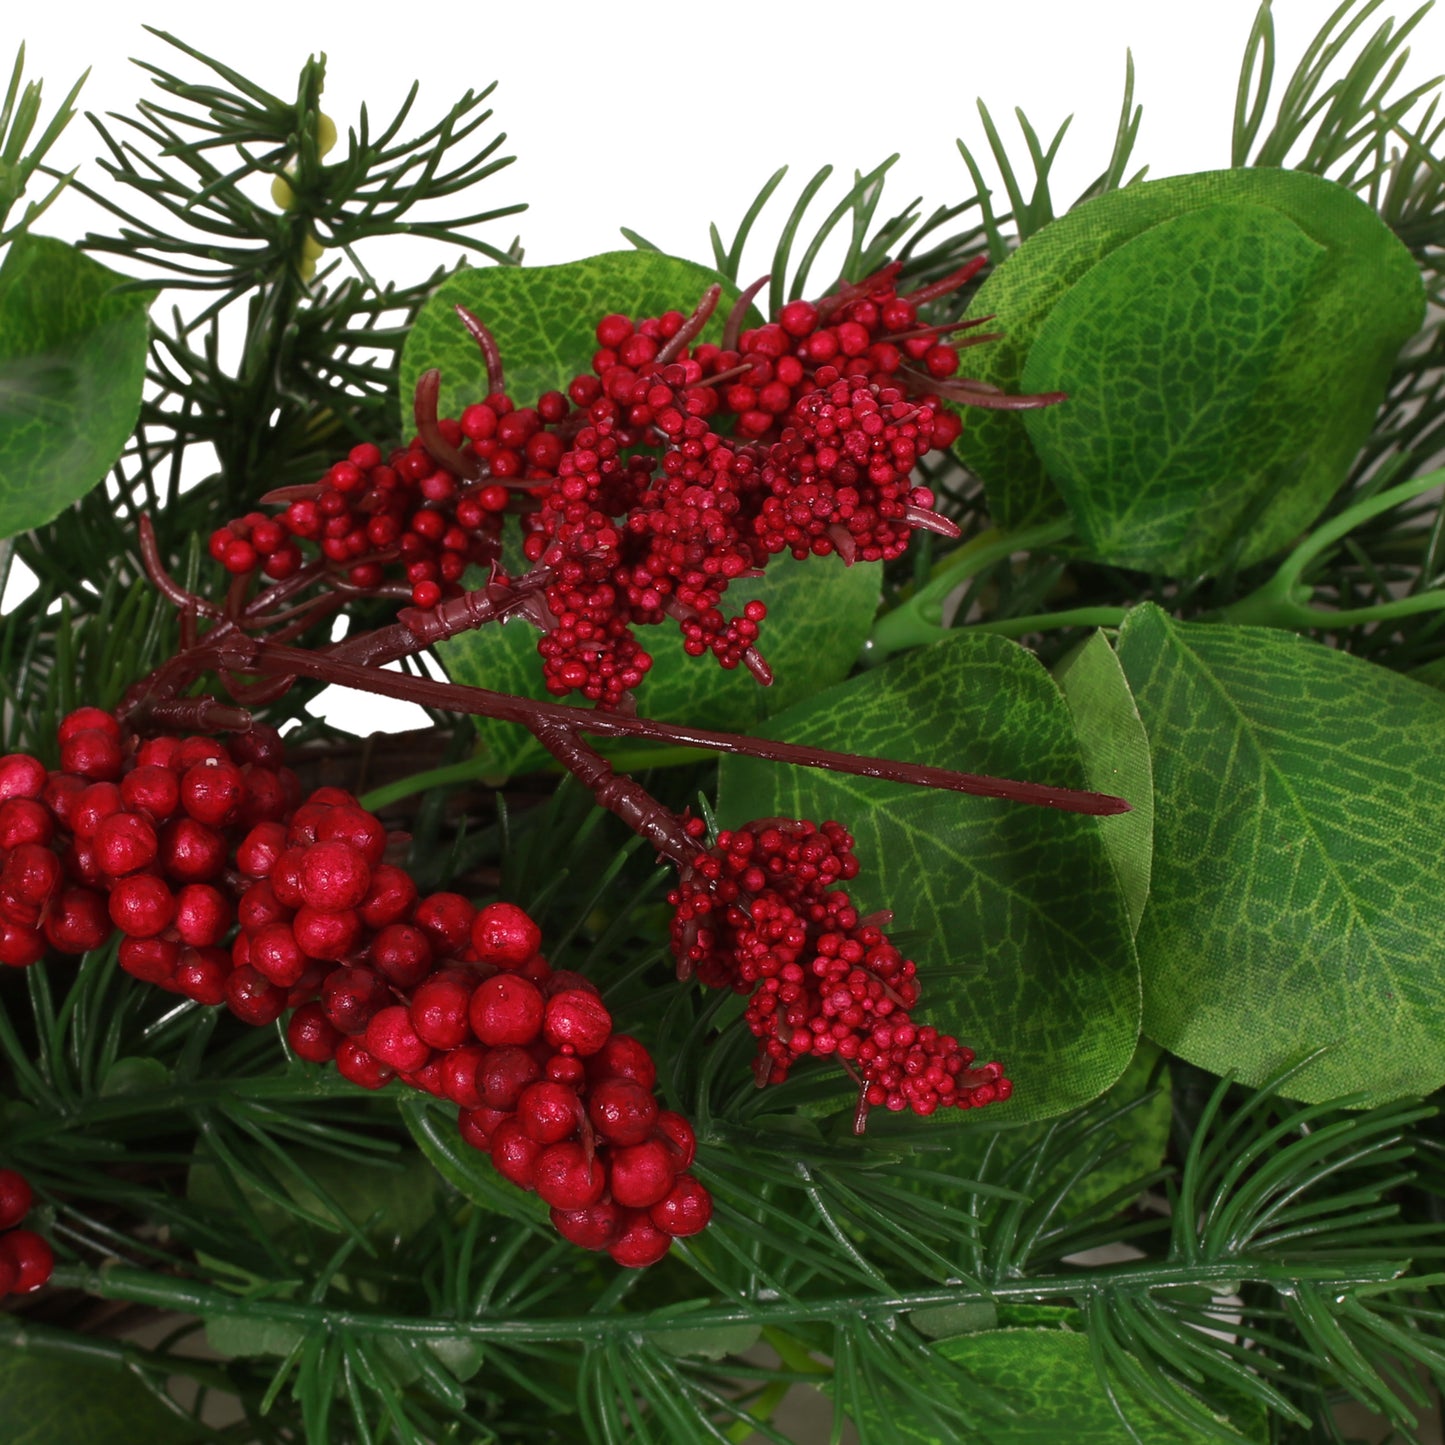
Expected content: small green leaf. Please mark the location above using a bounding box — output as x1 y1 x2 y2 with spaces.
97 1055 170 1096
957 169 1422 563
655 1323 762 1360
842 1305 1265 1443
718 631 1140 1121
0 1346 208 1445
399 250 755 432
1052 631 1153 934
1117 603 1445 1103
907 1300 999 1339
0 235 149 539
439 550 881 777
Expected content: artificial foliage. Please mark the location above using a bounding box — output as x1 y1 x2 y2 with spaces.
2 3 1445 1441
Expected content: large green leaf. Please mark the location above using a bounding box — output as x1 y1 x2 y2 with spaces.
399 250 750 428
1117 603 1445 1103
0 235 149 539
956 169 1422 561
439 550 881 777
717 631 1140 1122
1052 630 1153 934
0 1349 207 1445
842 1304 1265 1443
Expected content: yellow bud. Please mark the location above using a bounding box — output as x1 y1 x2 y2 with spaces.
316 112 337 158
271 171 295 210
302 231 325 261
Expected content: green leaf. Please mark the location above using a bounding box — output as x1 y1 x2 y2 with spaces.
0 1346 207 1445
1021 203 1322 572
1052 631 1154 934
0 235 149 539
957 169 1422 563
97 1055 170 1096
845 1305 1265 1443
439 550 881 777
655 1323 762 1361
399 249 754 431
717 631 1140 1121
1117 603 1445 1103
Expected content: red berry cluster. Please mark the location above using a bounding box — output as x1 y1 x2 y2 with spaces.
1 708 710 1266
208 438 511 607
211 263 994 704
0 1167 52 1297
669 818 1010 1127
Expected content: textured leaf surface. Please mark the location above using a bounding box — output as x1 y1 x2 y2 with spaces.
400 250 749 428
842 1305 1264 1443
0 235 149 539
718 631 1139 1121
1117 603 1445 1102
956 169 1421 557
0 1349 206 1445
1053 631 1153 934
1021 204 1321 572
439 551 880 778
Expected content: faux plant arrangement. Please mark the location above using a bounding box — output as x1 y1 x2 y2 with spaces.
2 2 1445 1440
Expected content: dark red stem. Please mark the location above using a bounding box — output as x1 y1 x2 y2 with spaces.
414 368 483 483
198 638 1130 817
656 285 723 367
722 275 770 353
454 304 504 396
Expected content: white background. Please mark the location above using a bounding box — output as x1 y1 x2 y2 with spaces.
8 0 1444 731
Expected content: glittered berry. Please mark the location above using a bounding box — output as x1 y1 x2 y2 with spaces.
118 936 180 987
0 920 45 968
43 887 112 954
476 1045 542 1109
440 1043 488 1109
174 946 229 1006
413 892 476 955
587 1033 658 1090
653 1111 698 1170
550 1201 621 1251
457 1105 508 1151
120 765 181 822
409 972 474 1050
335 1038 395 1090
249 922 309 987
542 988 612 1056
322 965 389 1035
587 1078 658 1146
358 864 418 929
292 905 362 962
489 1117 540 1188
299 839 371 910
288 1002 343 1063
469 974 545 1047
0 1168 33 1230
173 884 232 948
650 1174 713 1237
369 922 433 988
108 873 175 938
180 759 246 827
225 965 288 1026
607 1210 673 1268
0 1228 54 1293
532 1141 606 1210
608 1138 677 1209
471 901 542 969
159 818 228 882
364 1005 432 1073
0 754 47 802
516 1081 581 1145
60 728 122 781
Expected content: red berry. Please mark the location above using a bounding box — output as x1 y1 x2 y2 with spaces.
181 760 246 826
0 754 47 802
469 974 545 1047
607 1211 673 1268
587 1078 658 1145
0 1168 33 1230
120 765 181 822
60 728 123 781
315 806 388 867
174 884 232 947
476 1045 542 1110
118 936 180 987
542 989 612 1056
288 1002 343 1063
470 901 542 969
225 965 288 1026
364 1005 432 1073
414 892 476 955
1 843 62 909
489 1118 540 1188
409 972 474 1050
43 887 112 954
358 864 417 929
608 1139 677 1209
335 1038 396 1090
654 1111 698 1169
159 817 228 882
292 905 362 962
516 1081 581 1145
650 1174 713 1237
458 1105 508 1150
322 965 389 1034
550 1201 621 1251
108 874 176 938
0 1228 54 1293
299 839 371 910
174 946 230 1006
587 1034 658 1090
0 798 53 850
93 811 159 876
532 1141 606 1210
72 782 123 839
369 922 433 988
0 920 45 968
250 922 309 987
440 1044 488 1109
238 880 289 933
